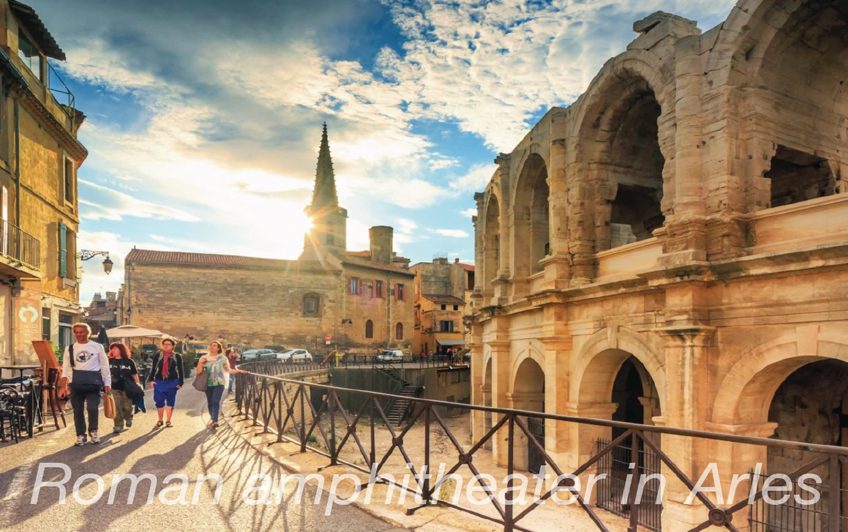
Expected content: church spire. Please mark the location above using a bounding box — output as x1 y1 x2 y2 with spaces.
310 122 338 211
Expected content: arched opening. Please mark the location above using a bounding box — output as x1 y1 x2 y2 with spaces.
365 320 373 339
742 1 847 210
483 194 501 288
395 322 403 341
591 354 662 528
753 360 848 530
513 154 550 277
587 76 666 250
512 357 545 472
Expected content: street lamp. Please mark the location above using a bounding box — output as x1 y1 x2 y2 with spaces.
80 249 113 274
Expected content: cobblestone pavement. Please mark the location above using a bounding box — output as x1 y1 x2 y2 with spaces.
0 386 406 532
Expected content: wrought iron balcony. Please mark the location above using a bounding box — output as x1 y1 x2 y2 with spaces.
1 220 41 271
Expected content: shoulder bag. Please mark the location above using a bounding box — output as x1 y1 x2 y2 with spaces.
192 358 208 392
103 391 116 419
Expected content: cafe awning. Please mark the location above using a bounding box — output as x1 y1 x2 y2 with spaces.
435 338 465 347
105 325 170 340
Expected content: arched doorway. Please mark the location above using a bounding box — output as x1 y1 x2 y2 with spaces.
751 360 848 531
512 357 545 472
513 154 550 278
483 194 501 289
598 356 662 529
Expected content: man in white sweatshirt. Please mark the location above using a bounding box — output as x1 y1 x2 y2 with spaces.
62 323 112 446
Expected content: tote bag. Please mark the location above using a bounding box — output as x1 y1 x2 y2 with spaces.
103 392 116 419
192 369 208 392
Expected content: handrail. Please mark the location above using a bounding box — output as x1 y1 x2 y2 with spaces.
1 220 40 270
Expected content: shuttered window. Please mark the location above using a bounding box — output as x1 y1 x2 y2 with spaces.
58 221 67 278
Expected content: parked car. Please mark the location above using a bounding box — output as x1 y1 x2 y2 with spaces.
242 348 275 361
275 349 314 363
376 349 405 363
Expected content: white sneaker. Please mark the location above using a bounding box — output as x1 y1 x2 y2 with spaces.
74 435 86 446
89 431 101 444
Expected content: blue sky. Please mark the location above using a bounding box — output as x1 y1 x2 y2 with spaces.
29 0 737 304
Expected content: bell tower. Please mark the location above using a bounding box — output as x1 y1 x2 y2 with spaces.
300 123 347 261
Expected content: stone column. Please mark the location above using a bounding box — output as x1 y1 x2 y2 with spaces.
543 139 571 289
656 326 716 531
488 333 512 467
566 159 596 285
540 303 572 468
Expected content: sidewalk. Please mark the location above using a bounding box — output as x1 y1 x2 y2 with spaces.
225 403 630 531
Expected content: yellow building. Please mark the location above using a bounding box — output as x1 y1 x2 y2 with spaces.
0 0 87 364
411 257 474 356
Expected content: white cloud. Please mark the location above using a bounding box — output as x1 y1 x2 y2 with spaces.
449 164 497 193
434 228 469 238
79 179 199 222
460 208 477 218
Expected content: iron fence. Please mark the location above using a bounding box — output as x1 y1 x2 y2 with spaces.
596 437 663 531
749 469 848 531
234 361 848 532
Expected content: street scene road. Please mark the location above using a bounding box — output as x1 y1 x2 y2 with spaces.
0 388 405 532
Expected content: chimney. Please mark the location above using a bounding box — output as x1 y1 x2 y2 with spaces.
369 226 393 264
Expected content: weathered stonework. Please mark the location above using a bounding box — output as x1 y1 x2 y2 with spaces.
470 2 848 529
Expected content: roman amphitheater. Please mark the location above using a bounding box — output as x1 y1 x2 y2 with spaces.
469 0 848 529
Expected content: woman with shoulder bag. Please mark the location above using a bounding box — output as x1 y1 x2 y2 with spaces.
195 340 245 429
61 323 112 446
108 343 140 433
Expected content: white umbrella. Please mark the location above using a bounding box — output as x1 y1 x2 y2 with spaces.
105 325 170 339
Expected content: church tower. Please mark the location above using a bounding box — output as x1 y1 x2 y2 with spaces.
300 123 347 261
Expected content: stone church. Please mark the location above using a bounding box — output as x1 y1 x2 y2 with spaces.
469 1 847 530
118 125 414 351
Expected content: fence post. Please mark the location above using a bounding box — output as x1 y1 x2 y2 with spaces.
299 382 307 452
329 390 337 465
423 405 431 504
505 414 514 532
829 454 840 532
629 431 641 532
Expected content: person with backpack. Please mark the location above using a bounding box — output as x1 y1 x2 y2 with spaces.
146 337 184 428
108 343 140 433
61 323 112 446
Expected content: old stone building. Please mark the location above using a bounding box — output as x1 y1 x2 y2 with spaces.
469 1 848 529
0 0 87 364
411 257 474 355
83 291 118 333
119 125 414 351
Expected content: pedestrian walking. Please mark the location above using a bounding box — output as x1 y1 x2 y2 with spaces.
225 347 240 395
146 337 185 428
108 343 139 433
62 323 111 446
196 340 244 429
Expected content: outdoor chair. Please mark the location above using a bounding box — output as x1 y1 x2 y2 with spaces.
0 386 25 443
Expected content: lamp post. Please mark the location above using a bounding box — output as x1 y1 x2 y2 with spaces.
80 249 113 274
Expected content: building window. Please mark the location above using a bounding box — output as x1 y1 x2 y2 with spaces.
453 305 459 311
395 322 404 340
63 158 74 204
18 30 43 81
396 283 405 301
440 304 446 311
41 308 51 341
58 222 76 279
440 320 454 333
365 320 373 339
349 277 360 295
375 280 383 298
303 293 320 316
58 312 74 353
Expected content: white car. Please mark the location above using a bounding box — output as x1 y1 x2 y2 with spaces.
376 349 405 363
275 349 314 363
242 348 275 361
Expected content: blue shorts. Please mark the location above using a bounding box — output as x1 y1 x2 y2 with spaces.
153 379 179 408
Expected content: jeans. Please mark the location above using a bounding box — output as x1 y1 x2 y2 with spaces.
70 385 100 437
205 385 225 422
227 375 235 394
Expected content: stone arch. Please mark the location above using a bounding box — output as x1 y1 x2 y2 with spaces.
481 187 503 289
572 326 666 412
511 151 550 278
571 54 675 253
711 329 848 426
710 0 848 211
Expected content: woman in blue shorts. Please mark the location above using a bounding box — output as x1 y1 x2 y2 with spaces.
146 337 185 428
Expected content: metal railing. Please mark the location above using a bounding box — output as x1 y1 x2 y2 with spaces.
1 220 40 270
234 361 848 532
47 61 76 127
321 352 460 369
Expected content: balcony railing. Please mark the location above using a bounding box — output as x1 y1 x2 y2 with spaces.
1 220 40 270
47 61 77 129
235 361 848 532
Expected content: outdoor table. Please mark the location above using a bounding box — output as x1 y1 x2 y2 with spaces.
0 364 40 382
